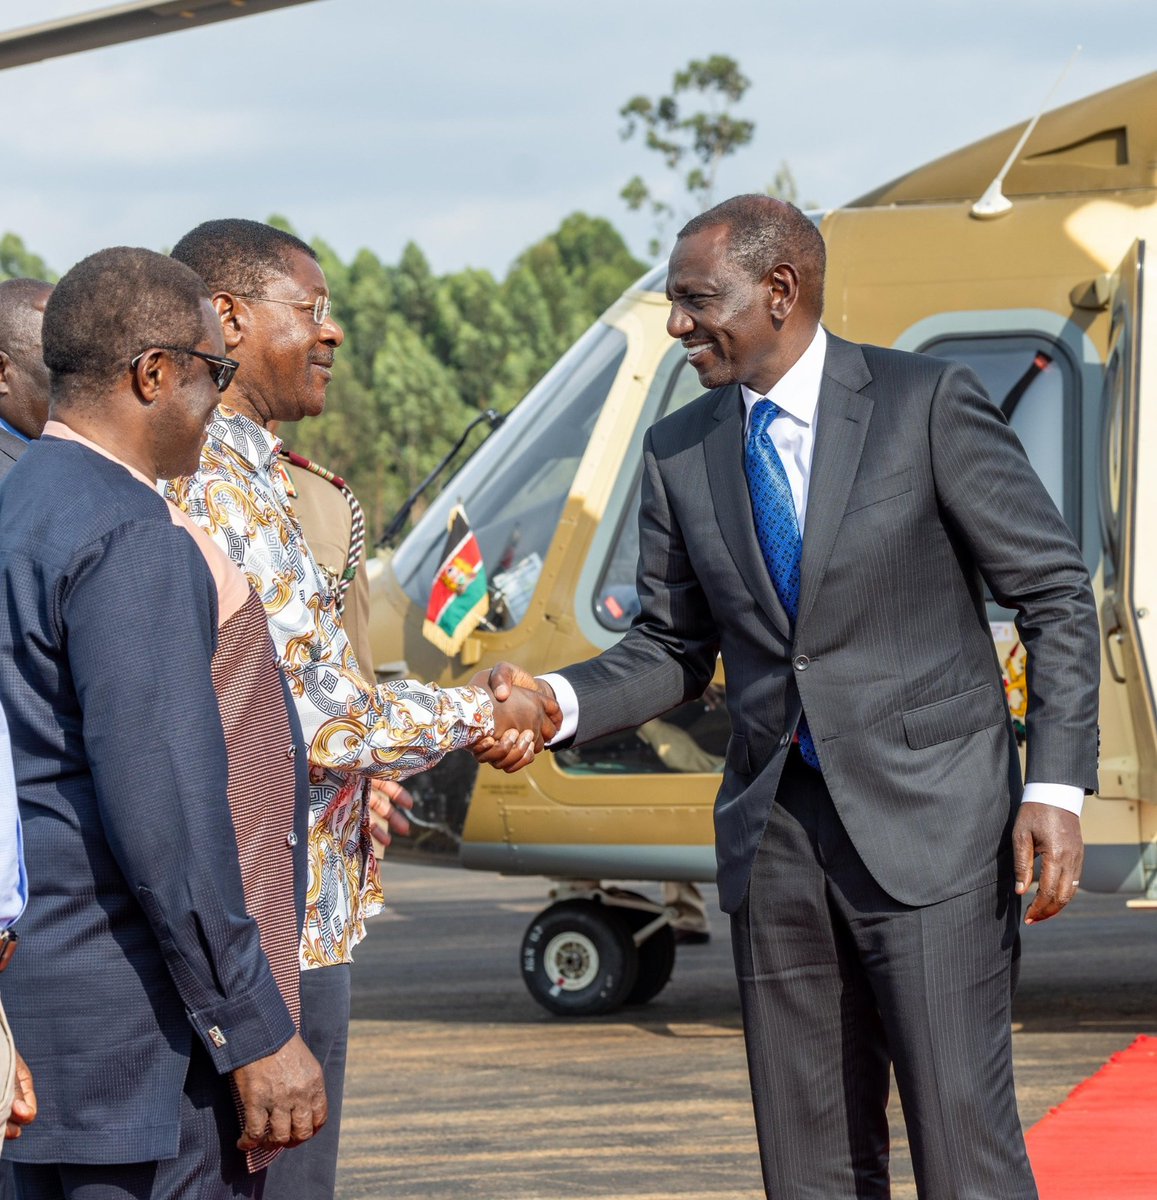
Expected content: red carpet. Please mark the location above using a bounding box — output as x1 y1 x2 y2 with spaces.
1026 1035 1157 1199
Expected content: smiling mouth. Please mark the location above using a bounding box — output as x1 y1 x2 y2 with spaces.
683 341 713 363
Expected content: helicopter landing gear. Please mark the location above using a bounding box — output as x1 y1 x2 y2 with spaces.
519 887 677 1016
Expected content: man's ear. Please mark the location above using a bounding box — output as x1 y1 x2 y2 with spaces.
0 351 10 397
767 264 800 322
213 292 244 352
131 348 167 406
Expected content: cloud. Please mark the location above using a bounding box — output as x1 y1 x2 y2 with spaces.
3 0 1155 276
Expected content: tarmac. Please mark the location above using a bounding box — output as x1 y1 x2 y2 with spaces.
337 860 1157 1200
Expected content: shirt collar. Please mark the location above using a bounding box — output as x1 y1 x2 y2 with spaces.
42 420 156 488
741 325 827 426
208 405 282 475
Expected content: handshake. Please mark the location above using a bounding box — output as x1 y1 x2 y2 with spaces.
469 662 561 772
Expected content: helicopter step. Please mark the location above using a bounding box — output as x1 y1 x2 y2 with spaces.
519 885 678 1016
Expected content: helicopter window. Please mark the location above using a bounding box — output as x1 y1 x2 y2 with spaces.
554 685 731 777
593 352 704 632
918 333 1080 620
392 322 628 629
634 263 669 293
562 350 731 776
918 334 1079 535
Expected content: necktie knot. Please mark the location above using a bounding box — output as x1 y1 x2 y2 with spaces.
749 398 779 441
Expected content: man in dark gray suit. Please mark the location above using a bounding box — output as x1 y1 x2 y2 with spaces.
0 279 52 481
488 195 1099 1198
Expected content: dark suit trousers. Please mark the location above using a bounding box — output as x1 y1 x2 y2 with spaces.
730 750 1036 1200
11 1043 261 1200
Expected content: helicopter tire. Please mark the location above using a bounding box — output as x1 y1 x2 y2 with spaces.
520 900 638 1017
613 893 677 1006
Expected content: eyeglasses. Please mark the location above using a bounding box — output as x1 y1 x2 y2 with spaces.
233 293 332 326
130 346 240 393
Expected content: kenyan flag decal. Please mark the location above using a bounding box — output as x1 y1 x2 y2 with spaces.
422 505 490 656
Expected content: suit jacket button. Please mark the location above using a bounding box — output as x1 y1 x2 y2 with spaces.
285 743 297 759
286 832 298 848
793 654 810 671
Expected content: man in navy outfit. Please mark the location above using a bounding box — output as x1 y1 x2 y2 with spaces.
0 247 325 1199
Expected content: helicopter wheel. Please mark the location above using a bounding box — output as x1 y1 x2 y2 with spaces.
520 900 638 1016
613 892 677 1006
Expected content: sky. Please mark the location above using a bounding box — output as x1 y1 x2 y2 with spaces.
3 0 1156 280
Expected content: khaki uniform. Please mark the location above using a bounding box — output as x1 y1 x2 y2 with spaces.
279 452 375 678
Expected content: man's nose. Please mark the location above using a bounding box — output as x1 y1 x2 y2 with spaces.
666 303 692 339
320 311 345 347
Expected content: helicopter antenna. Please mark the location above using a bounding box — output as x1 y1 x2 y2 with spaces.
971 45 1082 220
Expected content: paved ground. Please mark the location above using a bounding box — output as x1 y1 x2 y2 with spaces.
337 862 1157 1200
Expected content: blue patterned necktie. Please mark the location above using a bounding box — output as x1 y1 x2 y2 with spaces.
745 399 820 770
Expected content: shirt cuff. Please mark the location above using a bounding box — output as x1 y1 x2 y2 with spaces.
1022 781 1084 816
539 673 578 745
188 969 296 1074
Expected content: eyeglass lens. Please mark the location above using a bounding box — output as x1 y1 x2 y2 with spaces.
211 360 237 392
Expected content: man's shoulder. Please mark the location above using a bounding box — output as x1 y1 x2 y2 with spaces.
5 437 168 525
281 454 350 526
0 440 185 585
835 335 953 392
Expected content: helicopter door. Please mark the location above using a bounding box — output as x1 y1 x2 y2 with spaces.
1100 239 1157 799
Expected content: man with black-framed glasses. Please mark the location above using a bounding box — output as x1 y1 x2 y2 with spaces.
0 246 328 1200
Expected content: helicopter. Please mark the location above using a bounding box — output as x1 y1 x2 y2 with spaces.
364 67 1157 1017
5 6 1150 1018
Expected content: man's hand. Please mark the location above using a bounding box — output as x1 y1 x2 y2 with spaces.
5 1050 35 1138
469 663 561 773
1012 801 1084 925
231 1033 326 1151
484 661 548 704
367 778 413 848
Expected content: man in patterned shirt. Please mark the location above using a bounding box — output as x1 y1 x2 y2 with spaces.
167 219 555 1200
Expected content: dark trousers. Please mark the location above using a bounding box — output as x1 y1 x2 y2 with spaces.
263 964 350 1200
11 1042 262 1200
730 749 1035 1200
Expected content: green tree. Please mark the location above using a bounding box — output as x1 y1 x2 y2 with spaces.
508 213 645 357
0 233 54 282
619 54 756 256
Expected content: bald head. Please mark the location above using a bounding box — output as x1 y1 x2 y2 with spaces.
0 278 53 439
678 195 826 318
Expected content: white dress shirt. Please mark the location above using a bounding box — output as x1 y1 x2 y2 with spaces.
544 326 1083 815
740 324 827 533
